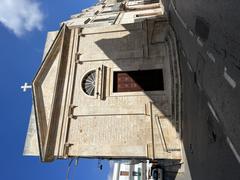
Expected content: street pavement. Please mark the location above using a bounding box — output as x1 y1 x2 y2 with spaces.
161 0 240 179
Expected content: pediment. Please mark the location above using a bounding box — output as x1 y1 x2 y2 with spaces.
38 49 61 126
32 25 71 161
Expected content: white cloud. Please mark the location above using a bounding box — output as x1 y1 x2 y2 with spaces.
0 0 44 36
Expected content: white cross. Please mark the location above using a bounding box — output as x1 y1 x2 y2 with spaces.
21 82 32 92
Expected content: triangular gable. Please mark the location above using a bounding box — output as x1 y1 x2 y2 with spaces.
32 25 71 162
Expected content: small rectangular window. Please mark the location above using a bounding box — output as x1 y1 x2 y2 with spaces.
120 171 129 176
93 18 108 22
113 69 164 92
84 18 91 24
93 16 116 23
94 10 99 15
101 10 113 13
132 171 141 176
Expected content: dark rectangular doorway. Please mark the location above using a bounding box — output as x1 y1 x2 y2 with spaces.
113 69 164 92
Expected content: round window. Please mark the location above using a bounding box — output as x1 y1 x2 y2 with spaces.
82 70 96 96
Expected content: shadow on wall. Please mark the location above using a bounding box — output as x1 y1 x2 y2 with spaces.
93 20 181 133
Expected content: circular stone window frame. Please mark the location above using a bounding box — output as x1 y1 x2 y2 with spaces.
81 69 97 97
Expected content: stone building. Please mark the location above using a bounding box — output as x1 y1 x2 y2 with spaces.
24 0 182 163
111 160 148 180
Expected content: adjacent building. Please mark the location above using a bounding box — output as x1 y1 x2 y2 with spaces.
112 160 148 180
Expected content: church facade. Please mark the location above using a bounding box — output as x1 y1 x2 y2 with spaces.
24 0 182 163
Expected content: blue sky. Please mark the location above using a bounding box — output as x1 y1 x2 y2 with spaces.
0 0 110 179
